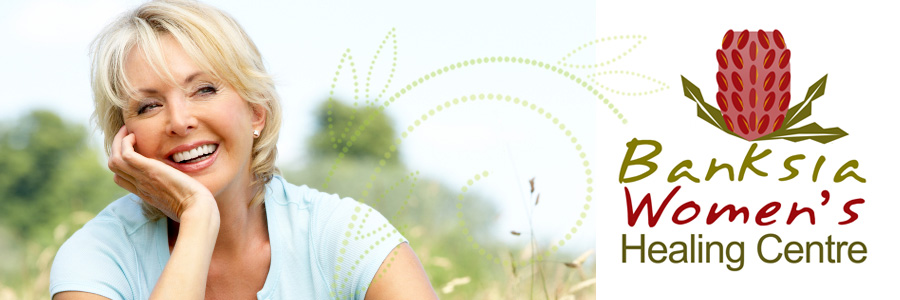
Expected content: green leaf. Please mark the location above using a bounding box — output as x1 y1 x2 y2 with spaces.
758 122 847 144
783 74 828 129
681 76 729 132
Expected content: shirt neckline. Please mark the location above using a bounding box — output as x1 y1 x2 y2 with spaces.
155 179 283 300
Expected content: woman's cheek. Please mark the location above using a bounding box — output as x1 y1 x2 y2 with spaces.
127 127 156 158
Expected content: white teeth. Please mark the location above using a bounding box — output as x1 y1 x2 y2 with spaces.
173 144 217 163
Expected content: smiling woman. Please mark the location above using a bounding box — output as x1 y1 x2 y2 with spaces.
48 0 436 299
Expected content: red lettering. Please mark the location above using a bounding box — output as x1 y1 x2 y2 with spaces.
624 186 681 227
672 201 700 224
706 203 750 224
786 202 815 225
839 199 865 225
755 202 781 226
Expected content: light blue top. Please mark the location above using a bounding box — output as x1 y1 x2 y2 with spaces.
49 176 407 299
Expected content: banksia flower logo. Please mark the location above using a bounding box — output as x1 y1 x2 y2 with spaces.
717 30 791 140
681 29 847 143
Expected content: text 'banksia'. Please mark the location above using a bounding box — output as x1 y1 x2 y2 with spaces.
681 29 847 144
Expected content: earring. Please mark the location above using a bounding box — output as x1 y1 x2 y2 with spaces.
253 130 260 138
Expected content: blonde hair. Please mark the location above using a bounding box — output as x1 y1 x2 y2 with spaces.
91 0 281 219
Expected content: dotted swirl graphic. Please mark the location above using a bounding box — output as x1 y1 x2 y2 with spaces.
587 70 671 96
315 30 665 297
380 57 625 123
365 28 399 106
557 35 645 68
335 94 593 283
320 33 646 192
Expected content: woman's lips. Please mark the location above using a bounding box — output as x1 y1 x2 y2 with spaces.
164 146 218 173
164 141 218 158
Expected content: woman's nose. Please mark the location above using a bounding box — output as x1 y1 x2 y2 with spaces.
165 96 198 136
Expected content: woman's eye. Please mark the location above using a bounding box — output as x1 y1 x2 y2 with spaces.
197 85 218 95
138 103 161 115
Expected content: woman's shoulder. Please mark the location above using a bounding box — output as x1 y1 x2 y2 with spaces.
264 176 408 299
266 174 393 226
265 175 346 214
86 193 159 235
49 194 163 299
266 175 386 230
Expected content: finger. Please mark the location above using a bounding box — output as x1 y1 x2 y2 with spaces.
120 132 151 169
121 133 173 174
113 173 139 195
110 166 137 186
111 125 127 158
108 126 128 172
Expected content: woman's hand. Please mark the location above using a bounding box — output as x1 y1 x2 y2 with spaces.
107 125 214 222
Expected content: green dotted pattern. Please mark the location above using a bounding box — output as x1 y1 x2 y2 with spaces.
355 171 419 236
324 48 359 166
380 57 626 124
329 170 419 299
319 33 609 294
324 28 396 170
389 172 417 231
320 56 624 188
364 28 398 107
320 109 385 190
329 200 402 299
321 34 628 191
367 243 403 290
587 70 670 96
347 93 593 270
557 35 646 69
329 160 413 297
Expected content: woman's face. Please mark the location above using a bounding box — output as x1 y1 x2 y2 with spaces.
122 34 265 199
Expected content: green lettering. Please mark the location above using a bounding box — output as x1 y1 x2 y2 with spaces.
779 154 805 181
668 160 699 183
648 242 667 263
784 242 803 263
847 242 867 263
705 158 734 181
812 156 825 182
739 143 771 180
619 139 661 183
758 233 782 263
622 234 645 262
835 160 866 183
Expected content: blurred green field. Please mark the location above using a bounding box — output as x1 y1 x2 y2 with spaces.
0 104 595 299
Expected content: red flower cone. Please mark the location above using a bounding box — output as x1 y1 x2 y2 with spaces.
716 29 791 141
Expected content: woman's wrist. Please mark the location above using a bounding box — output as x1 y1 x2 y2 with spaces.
178 196 221 242
150 196 219 300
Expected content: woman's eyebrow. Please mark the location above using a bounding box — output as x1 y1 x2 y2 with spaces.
182 71 204 85
136 71 205 95
138 88 159 94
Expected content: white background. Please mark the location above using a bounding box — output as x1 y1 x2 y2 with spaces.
597 0 900 298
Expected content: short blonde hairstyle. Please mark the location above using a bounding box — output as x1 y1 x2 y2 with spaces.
91 0 281 219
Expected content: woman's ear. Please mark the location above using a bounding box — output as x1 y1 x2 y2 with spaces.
250 102 267 132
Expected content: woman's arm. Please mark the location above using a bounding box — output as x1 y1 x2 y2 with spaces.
364 243 438 300
53 205 219 300
150 199 219 299
54 127 220 300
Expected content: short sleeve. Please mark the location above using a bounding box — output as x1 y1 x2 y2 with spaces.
310 194 408 300
50 219 135 300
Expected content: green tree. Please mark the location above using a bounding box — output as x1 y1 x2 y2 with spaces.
309 100 399 162
286 99 510 298
0 110 122 243
0 110 124 298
